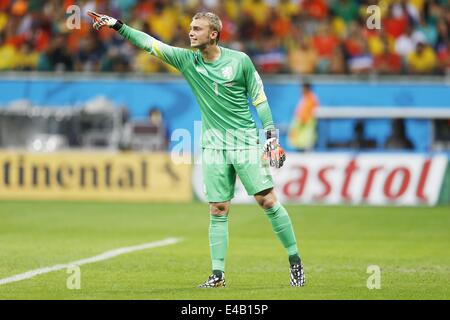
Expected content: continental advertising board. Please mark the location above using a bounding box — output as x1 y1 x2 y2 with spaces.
193 153 448 206
0 152 192 202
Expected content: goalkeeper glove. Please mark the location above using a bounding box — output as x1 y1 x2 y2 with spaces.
87 10 123 31
263 129 286 169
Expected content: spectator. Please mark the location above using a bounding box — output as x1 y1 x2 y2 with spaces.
368 29 395 57
345 23 374 74
312 23 340 72
384 3 409 39
76 32 105 71
331 0 359 24
302 0 328 20
0 41 15 70
271 10 293 39
16 42 39 70
407 41 437 74
254 35 286 74
0 0 447 75
329 45 347 74
241 0 271 27
39 34 74 71
395 25 418 58
374 40 402 74
287 36 317 74
415 16 438 47
277 0 300 20
147 0 179 43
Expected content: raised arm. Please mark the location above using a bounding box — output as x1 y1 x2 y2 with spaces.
88 11 190 71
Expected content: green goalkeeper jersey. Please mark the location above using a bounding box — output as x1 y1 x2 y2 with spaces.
119 24 269 150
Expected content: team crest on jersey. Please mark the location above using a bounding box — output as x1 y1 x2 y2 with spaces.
196 66 208 76
221 66 233 80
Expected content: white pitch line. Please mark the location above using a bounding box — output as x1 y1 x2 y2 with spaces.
0 237 181 286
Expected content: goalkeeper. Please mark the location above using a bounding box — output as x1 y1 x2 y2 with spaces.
88 11 305 288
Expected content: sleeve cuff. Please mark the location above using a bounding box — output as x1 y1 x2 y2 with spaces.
112 20 124 31
266 129 278 139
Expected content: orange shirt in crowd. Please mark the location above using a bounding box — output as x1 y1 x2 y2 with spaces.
302 0 328 20
312 34 340 58
295 91 319 123
384 16 408 39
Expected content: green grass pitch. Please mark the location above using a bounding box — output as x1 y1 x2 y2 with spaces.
0 201 449 300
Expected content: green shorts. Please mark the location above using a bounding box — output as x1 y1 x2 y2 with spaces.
202 148 274 202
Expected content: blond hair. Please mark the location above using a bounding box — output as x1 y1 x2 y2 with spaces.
193 12 222 43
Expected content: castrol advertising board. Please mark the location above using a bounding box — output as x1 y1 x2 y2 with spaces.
193 153 448 206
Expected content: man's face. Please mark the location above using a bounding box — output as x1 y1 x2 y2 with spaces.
189 18 216 48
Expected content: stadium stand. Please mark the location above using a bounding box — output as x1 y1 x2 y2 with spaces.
0 0 448 75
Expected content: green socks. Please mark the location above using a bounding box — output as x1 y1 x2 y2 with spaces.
209 214 229 273
209 204 300 274
264 202 300 262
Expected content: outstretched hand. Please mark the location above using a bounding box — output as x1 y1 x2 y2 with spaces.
87 11 117 30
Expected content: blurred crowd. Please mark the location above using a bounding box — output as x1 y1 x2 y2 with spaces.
0 0 448 75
